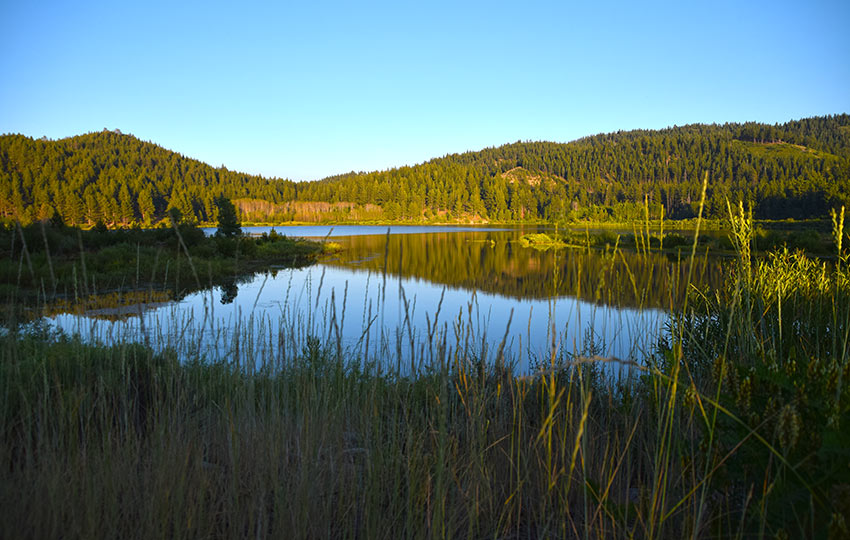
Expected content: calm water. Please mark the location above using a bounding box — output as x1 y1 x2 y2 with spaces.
200 224 514 237
51 226 725 374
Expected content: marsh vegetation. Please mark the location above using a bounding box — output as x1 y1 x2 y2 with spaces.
1 205 848 539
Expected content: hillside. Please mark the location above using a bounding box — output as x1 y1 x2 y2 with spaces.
0 130 298 226
1 114 848 226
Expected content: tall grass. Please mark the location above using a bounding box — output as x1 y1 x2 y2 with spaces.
1 210 848 539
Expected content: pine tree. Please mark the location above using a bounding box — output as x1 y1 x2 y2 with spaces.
138 187 156 225
119 184 134 226
214 196 241 237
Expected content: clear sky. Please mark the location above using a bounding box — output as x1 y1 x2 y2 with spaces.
1 0 848 181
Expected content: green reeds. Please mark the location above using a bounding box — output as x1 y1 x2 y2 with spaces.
1 212 848 539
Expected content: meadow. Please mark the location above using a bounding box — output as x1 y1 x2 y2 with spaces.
0 205 848 539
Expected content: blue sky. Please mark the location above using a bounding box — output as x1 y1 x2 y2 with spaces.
1 0 848 180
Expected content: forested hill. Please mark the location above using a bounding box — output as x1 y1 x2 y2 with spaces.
295 115 850 222
0 130 298 226
2 115 849 226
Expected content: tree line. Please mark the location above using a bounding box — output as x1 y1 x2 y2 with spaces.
1 114 848 226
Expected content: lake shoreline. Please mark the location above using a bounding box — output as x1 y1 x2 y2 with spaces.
2 211 848 538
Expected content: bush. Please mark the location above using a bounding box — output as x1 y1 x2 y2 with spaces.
215 236 237 258
662 233 690 248
239 238 257 257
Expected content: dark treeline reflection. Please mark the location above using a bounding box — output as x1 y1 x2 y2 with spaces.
324 230 726 310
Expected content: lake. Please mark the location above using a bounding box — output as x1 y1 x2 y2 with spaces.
51 225 725 374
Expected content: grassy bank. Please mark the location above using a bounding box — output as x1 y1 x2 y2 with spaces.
0 223 325 307
1 209 848 539
521 219 838 258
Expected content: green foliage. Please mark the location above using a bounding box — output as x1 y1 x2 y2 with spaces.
0 129 298 227
214 235 238 258
518 233 564 249
0 223 321 300
290 114 849 222
1 212 848 537
2 116 848 227
214 195 241 237
321 229 722 308
675 210 850 536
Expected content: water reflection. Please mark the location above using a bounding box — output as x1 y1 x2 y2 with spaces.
51 267 663 374
324 228 724 310
49 226 728 374
200 224 513 238
219 280 238 305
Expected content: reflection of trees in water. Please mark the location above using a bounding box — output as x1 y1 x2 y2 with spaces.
219 281 238 305
38 290 173 322
39 271 260 319
325 231 726 309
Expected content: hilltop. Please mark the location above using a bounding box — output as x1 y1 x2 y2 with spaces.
1 114 848 226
